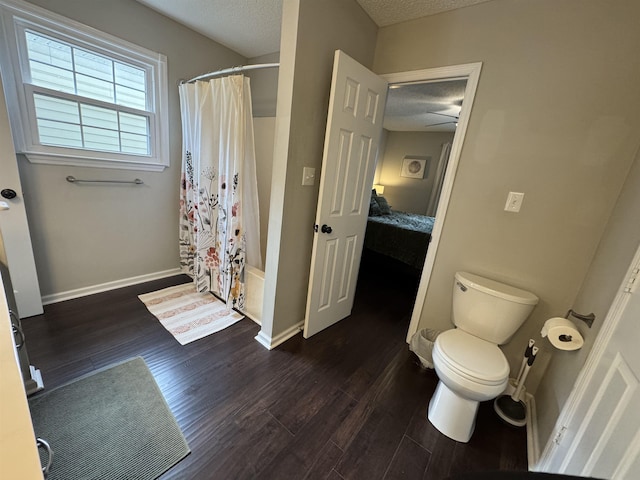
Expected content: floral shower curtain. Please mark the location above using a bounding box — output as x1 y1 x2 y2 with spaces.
178 75 261 311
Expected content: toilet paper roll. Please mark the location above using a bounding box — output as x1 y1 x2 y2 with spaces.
541 317 584 351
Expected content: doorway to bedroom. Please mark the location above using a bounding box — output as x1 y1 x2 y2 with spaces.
360 77 467 331
365 77 467 279
363 64 482 344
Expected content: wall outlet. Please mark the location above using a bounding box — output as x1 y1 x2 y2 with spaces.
302 167 315 186
504 192 524 213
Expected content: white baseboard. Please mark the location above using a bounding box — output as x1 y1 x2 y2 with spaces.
41 268 183 305
526 393 540 469
255 321 303 350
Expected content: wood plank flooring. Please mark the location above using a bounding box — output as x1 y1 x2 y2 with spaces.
22 257 528 479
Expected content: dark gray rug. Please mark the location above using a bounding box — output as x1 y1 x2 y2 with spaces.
29 357 190 480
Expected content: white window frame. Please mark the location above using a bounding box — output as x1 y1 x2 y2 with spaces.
0 0 169 171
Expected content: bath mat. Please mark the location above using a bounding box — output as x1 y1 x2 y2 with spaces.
28 357 190 480
138 283 244 345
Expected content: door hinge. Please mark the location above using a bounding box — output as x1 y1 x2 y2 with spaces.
623 267 639 293
553 426 567 445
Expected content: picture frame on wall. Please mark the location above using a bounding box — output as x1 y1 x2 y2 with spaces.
400 155 430 179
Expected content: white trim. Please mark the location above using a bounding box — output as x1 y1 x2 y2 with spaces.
24 152 166 171
535 241 640 472
41 267 182 305
255 321 303 350
380 63 483 343
526 392 540 469
254 330 273 350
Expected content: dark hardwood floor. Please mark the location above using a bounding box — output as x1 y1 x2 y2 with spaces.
22 256 527 479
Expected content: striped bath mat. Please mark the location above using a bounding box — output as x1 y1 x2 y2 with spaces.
138 283 244 345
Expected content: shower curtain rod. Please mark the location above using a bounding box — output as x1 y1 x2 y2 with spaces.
182 62 280 84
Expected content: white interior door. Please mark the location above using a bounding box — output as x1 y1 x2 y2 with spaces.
303 50 387 338
0 72 43 318
541 243 640 478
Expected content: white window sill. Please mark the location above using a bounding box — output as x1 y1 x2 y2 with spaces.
23 152 168 172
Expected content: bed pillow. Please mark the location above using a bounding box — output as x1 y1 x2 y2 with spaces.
369 196 381 216
374 195 392 215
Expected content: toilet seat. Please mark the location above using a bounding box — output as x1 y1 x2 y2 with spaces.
435 329 509 386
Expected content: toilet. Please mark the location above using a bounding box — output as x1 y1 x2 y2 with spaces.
428 271 538 443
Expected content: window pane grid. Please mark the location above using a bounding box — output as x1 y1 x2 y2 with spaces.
36 118 82 148
33 92 150 155
25 30 148 111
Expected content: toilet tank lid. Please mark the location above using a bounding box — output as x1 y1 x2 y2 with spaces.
455 271 539 305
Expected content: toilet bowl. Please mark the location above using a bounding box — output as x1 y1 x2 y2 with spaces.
427 272 538 443
428 329 509 442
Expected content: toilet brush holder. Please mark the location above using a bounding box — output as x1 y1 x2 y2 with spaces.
503 377 526 401
494 394 527 427
494 343 538 427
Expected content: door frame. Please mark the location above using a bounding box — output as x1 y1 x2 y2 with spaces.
534 241 640 474
380 62 482 343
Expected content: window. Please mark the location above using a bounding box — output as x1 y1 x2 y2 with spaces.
0 0 169 171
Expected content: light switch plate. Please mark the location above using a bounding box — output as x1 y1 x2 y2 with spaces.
302 167 315 186
505 192 524 212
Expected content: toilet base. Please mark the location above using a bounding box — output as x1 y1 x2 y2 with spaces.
428 381 479 443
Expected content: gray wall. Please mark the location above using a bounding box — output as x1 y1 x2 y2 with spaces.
17 0 245 297
377 131 454 214
373 0 640 453
535 149 640 452
247 52 279 262
253 117 276 263
261 0 378 340
247 52 280 117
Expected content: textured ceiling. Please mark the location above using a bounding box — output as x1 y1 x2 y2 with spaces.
135 0 283 58
356 0 495 27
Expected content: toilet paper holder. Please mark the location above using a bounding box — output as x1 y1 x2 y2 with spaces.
565 309 595 328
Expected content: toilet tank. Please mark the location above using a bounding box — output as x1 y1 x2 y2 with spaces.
452 272 539 344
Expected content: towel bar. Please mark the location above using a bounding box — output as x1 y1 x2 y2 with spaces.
66 176 143 185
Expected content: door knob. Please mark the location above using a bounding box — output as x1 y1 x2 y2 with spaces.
321 224 332 234
1 188 17 199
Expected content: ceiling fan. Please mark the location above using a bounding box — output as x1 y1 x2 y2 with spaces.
424 111 460 128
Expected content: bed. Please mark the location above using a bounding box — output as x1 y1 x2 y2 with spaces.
364 195 435 270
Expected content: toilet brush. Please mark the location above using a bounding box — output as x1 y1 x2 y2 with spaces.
494 343 539 427
515 339 535 388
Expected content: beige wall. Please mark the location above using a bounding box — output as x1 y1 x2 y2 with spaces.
261 0 377 340
247 52 280 117
377 131 454 214
247 52 279 263
374 0 640 446
16 0 245 296
253 117 276 263
535 149 640 452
